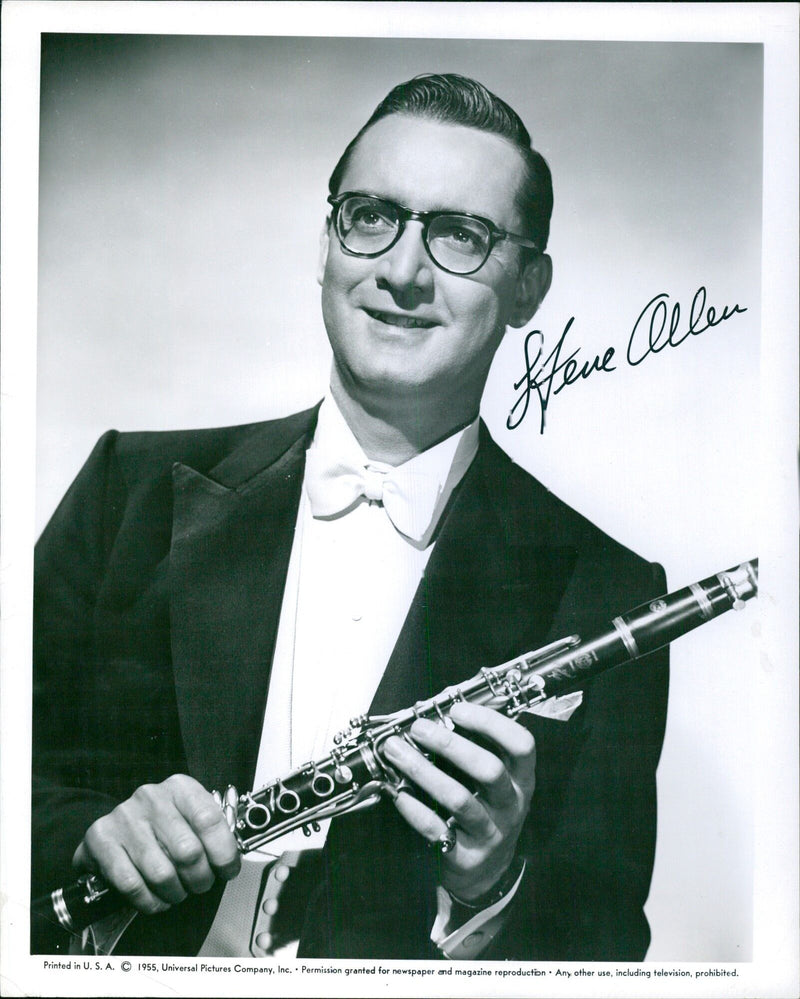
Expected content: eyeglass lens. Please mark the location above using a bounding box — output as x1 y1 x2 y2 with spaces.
336 195 493 274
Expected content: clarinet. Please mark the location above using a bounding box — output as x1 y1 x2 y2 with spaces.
34 559 758 936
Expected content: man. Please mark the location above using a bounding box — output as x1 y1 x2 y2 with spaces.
32 73 668 959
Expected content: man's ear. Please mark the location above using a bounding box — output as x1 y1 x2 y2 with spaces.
508 253 552 329
317 219 331 286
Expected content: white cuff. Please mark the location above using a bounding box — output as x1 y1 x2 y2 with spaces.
430 860 526 960
70 908 138 956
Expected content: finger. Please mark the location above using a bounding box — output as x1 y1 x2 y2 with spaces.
96 783 220 903
382 735 494 838
123 783 216 896
390 789 454 850
151 818 217 895
72 840 95 874
449 701 537 790
76 822 176 914
164 776 241 881
99 801 190 905
407 717 519 811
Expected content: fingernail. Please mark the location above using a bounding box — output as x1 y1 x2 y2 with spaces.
383 736 403 760
411 718 437 737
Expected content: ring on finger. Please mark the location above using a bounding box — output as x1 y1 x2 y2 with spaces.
436 817 458 855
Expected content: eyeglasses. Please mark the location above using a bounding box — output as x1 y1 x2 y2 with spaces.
327 192 539 276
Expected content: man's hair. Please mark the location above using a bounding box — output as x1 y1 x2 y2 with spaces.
328 73 553 251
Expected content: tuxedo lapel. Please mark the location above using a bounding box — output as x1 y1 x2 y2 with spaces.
169 411 316 794
371 427 579 712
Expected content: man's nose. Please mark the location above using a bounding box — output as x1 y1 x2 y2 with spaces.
374 221 435 297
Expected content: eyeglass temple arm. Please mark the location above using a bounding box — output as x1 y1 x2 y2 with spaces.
504 231 540 252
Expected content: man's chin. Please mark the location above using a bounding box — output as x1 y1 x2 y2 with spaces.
336 338 441 396
335 361 441 406
355 369 435 398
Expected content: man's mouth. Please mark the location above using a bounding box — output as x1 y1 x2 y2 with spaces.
364 308 437 330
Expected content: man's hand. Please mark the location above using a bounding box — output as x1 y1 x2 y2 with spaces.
72 774 241 915
382 701 536 902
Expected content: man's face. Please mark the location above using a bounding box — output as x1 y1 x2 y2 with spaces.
318 114 550 413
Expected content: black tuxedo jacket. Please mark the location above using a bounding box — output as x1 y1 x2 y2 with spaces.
32 407 668 959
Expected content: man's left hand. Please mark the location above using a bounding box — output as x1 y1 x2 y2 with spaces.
382 701 536 902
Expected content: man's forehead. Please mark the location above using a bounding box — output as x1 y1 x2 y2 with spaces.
338 114 527 224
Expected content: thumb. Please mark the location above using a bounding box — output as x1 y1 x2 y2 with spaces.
71 840 99 874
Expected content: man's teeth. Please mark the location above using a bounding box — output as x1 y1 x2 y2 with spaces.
369 310 434 329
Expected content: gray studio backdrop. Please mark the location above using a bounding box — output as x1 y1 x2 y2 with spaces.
36 35 762 961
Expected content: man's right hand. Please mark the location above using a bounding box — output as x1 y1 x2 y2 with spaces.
72 774 241 914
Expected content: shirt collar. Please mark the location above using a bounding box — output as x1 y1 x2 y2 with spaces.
309 396 480 546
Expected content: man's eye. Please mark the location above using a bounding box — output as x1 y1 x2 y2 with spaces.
450 228 477 245
434 221 488 254
350 207 393 230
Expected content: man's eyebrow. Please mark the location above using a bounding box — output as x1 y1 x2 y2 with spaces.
355 190 498 220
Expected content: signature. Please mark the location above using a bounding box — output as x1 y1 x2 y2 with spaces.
507 319 616 434
508 286 747 434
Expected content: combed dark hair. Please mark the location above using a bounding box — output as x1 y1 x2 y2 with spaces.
328 73 553 251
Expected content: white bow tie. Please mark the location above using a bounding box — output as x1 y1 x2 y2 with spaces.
304 449 438 543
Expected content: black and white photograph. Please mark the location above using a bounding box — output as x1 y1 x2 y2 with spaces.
1 3 797 997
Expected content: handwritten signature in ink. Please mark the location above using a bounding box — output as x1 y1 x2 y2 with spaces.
507 286 747 434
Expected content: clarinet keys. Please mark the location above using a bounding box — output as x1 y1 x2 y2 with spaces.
311 771 335 797
244 802 272 830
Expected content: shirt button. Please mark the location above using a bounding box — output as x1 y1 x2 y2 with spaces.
274 864 291 883
262 897 279 915
255 932 272 951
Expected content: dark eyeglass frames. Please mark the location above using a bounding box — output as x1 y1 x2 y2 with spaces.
327 192 539 276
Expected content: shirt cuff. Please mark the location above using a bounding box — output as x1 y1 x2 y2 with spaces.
71 908 138 956
430 860 526 960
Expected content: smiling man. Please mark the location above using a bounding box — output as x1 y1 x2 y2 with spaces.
320 112 550 455
32 74 669 960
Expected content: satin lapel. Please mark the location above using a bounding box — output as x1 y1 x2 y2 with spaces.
371 430 579 713
169 421 312 794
